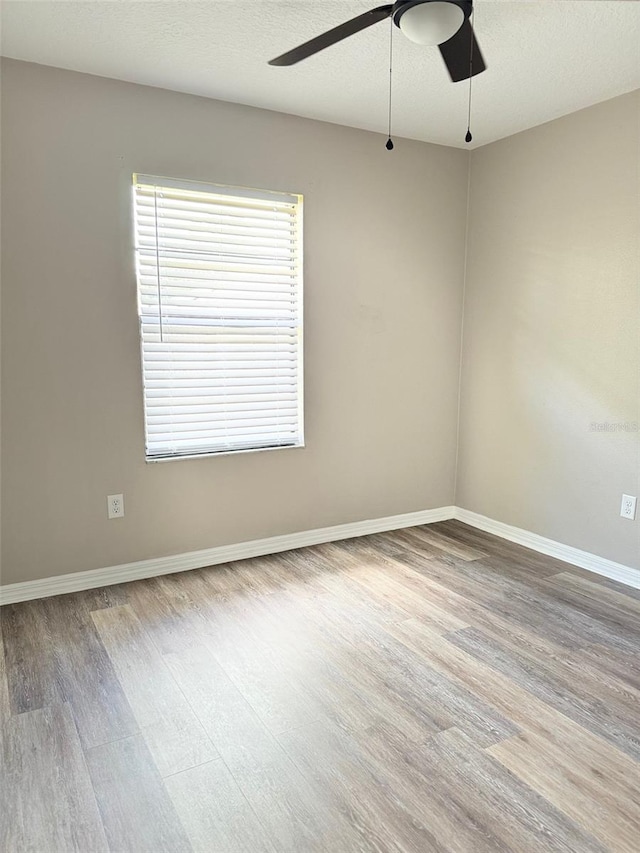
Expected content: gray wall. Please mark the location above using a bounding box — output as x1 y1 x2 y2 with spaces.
2 60 638 586
457 91 640 570
1 60 468 583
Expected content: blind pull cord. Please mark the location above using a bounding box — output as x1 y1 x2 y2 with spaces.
153 187 165 342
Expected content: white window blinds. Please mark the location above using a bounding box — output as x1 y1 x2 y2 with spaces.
133 175 303 460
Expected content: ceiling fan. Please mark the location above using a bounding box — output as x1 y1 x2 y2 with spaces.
268 0 486 83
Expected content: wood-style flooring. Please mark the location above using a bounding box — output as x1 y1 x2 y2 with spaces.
2 520 640 852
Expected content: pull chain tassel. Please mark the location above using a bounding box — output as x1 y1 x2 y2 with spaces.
465 5 474 144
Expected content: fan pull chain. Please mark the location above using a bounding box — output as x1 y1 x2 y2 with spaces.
465 6 474 143
386 17 394 150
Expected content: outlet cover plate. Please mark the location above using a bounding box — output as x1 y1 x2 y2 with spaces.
108 494 125 519
620 494 637 520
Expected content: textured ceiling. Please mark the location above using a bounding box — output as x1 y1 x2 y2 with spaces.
1 1 639 149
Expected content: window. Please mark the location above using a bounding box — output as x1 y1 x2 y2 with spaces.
133 175 303 460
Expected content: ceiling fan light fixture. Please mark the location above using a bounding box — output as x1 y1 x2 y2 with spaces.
397 1 465 46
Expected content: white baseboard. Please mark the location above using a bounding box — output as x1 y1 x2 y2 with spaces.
2 504 638 605
454 507 640 590
0 506 455 605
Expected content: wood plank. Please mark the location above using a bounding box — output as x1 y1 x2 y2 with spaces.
1 595 138 748
448 625 640 760
377 556 640 708
163 642 365 853
262 588 451 738
434 521 572 575
212 551 319 597
579 573 640 601
283 716 602 853
239 578 515 749
415 728 605 852
85 734 192 853
316 541 470 631
2 599 60 713
232 589 438 744
330 532 410 561
279 718 448 853
316 561 639 754
42 594 139 749
91 604 217 777
405 552 640 652
2 703 109 852
266 547 342 591
402 523 487 561
69 584 130 612
0 621 10 726
312 593 516 746
488 729 640 852
340 561 470 632
165 759 275 853
570 643 640 693
546 572 640 620
385 617 640 789
124 573 206 656
383 549 568 618
188 592 322 736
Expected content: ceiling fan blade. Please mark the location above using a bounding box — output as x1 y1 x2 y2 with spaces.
438 18 486 82
269 5 393 66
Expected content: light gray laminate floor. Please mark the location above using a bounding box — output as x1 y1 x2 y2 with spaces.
2 520 640 852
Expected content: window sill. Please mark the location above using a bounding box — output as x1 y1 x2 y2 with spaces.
145 442 305 463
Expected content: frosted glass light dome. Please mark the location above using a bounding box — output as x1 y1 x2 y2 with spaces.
398 1 465 46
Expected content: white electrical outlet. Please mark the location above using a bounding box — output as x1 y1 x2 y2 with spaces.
107 494 125 519
620 494 637 521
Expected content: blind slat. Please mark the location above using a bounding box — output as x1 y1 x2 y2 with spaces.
147 407 298 424
145 394 299 407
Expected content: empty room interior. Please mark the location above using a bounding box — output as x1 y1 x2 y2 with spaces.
1 1 640 851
